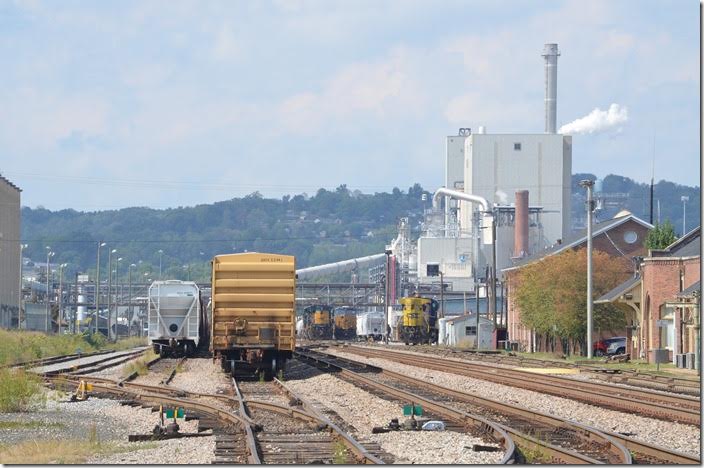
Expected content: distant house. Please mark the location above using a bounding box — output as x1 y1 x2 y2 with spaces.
503 211 652 353
596 227 700 365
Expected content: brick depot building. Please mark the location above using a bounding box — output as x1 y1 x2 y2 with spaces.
503 211 652 353
597 227 700 366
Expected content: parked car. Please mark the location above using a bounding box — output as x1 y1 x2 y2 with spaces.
606 337 627 355
593 336 626 356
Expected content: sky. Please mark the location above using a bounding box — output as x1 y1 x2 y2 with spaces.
0 0 700 211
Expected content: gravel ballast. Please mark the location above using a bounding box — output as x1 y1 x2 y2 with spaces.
286 371 505 464
328 348 701 457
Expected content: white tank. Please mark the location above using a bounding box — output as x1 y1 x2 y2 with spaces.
296 318 305 336
77 294 87 321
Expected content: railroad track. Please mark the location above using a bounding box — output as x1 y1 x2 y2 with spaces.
32 348 149 377
296 347 701 465
358 343 700 395
336 345 700 426
232 376 384 464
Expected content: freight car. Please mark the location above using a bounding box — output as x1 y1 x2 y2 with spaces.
148 280 204 356
397 294 439 345
356 311 385 341
302 304 333 340
210 253 296 378
333 306 357 340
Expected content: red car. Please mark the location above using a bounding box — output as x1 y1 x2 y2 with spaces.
593 337 626 357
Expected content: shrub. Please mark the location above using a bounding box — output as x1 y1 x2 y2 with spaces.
0 369 45 412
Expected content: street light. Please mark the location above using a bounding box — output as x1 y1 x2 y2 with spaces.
579 179 596 358
107 249 117 339
95 242 106 334
128 263 137 337
58 263 68 334
45 248 55 333
18 243 27 329
383 249 392 344
681 195 689 235
158 249 164 279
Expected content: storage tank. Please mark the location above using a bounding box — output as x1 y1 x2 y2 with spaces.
77 294 87 321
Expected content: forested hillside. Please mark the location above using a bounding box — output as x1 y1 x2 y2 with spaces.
21 184 429 282
21 174 699 284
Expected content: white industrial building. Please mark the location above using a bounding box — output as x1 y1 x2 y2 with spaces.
409 43 571 292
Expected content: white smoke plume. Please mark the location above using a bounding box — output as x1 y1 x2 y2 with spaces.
495 190 508 205
558 103 628 135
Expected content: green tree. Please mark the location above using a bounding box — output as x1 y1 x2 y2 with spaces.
515 248 630 355
644 220 678 250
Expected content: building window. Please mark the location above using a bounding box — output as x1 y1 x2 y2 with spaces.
465 326 477 336
624 231 638 244
514 143 521 151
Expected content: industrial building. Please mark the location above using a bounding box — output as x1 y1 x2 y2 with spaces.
0 175 21 328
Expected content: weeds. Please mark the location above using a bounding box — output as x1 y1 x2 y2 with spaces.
332 441 348 464
121 350 157 378
0 368 46 412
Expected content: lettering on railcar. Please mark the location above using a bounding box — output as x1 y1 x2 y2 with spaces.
260 257 283 262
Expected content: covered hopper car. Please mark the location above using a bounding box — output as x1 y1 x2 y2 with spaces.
148 280 205 356
210 253 296 378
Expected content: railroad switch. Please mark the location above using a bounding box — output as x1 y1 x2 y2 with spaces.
70 380 93 402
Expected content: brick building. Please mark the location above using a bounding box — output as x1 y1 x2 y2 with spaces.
597 227 700 365
503 211 652 353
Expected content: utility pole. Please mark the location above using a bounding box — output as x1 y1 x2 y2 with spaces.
384 249 392 344
439 270 445 319
108 249 116 339
58 263 67 334
45 248 55 333
128 263 136 337
18 243 27 329
490 215 497 330
116 257 122 340
158 249 164 280
579 179 595 358
95 242 106 334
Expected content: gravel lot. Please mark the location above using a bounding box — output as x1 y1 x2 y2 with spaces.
0 387 215 464
328 348 701 457
286 367 505 464
169 358 231 395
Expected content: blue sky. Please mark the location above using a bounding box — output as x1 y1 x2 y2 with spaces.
1 0 699 210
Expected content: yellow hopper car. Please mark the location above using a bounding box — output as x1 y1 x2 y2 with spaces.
210 252 295 378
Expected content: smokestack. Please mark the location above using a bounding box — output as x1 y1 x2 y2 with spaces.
514 190 529 258
542 43 560 134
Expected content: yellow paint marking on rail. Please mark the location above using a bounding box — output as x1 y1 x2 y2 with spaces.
517 368 581 375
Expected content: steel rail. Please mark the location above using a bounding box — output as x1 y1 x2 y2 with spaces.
343 345 700 425
294 350 526 464
369 344 701 392
7 349 120 369
37 349 147 376
272 377 385 464
313 348 701 465
231 377 263 464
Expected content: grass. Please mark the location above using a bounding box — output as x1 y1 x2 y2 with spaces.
0 437 159 464
332 440 349 464
0 421 65 430
0 368 46 412
0 329 147 367
121 350 157 378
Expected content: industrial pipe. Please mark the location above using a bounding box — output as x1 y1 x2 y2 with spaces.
431 188 496 334
295 253 386 280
